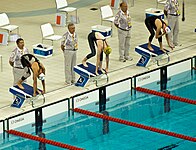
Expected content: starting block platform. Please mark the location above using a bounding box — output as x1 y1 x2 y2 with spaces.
74 62 108 87
9 83 45 108
135 43 170 67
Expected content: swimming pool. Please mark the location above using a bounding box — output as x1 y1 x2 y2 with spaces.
1 69 196 149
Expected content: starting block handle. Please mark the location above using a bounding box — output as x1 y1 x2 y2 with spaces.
95 73 109 87
156 52 170 66
28 94 45 108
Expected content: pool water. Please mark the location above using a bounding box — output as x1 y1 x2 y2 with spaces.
1 71 196 150
44 95 196 150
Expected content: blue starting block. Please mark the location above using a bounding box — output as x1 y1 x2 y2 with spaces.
135 43 170 67
9 83 44 108
74 62 108 87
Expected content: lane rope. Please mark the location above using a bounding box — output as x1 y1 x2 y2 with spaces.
6 130 84 150
135 87 196 105
73 108 196 142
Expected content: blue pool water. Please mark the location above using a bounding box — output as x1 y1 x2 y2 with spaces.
1 70 196 150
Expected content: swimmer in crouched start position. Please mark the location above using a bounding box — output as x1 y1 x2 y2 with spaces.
82 31 112 75
145 16 174 52
17 54 46 97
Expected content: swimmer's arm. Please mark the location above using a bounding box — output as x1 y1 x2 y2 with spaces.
155 27 165 39
40 63 45 74
40 64 46 94
165 34 170 45
105 54 109 73
165 34 174 50
41 80 45 94
32 64 38 96
96 50 101 75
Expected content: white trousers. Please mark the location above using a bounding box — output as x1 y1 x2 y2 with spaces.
117 28 131 60
168 15 179 46
63 50 77 84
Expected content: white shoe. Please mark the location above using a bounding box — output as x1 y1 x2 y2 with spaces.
174 43 182 47
119 58 126 62
125 57 133 61
65 82 71 86
71 80 75 85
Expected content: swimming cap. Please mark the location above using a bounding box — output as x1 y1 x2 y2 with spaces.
38 73 45 81
165 26 171 34
104 46 112 55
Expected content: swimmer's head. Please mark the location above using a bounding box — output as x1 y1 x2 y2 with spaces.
38 73 45 81
104 46 112 55
164 26 171 34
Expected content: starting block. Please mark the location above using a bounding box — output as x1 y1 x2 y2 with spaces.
74 62 109 87
9 83 45 108
135 43 170 67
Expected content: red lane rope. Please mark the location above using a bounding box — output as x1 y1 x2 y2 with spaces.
6 130 84 150
74 108 196 142
135 87 196 105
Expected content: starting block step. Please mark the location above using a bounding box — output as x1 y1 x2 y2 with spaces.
74 62 108 87
9 83 44 108
135 43 170 67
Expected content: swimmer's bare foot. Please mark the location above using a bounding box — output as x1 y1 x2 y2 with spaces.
99 69 105 74
169 45 174 50
82 60 88 67
160 49 167 53
105 68 108 74
147 46 154 51
17 83 24 90
17 79 24 90
82 58 88 67
37 90 42 95
95 71 99 76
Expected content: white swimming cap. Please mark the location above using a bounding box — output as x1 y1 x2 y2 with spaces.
38 73 45 81
165 26 171 34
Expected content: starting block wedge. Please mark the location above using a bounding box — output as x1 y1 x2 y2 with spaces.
9 83 45 108
74 62 108 87
135 43 170 67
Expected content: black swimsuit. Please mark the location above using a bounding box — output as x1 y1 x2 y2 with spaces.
86 31 105 61
145 16 166 43
21 54 42 81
